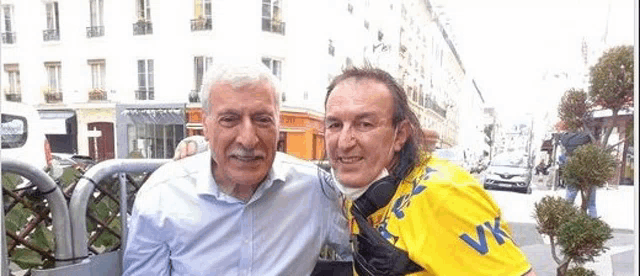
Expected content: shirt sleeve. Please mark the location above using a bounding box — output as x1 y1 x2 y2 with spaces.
392 174 531 275
122 193 171 276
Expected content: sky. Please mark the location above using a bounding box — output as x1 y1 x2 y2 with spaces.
430 0 636 128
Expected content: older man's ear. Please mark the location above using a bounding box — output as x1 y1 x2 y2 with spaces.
173 135 209 160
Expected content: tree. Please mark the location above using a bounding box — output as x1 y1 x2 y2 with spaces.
557 45 634 147
562 144 617 212
557 89 590 136
588 45 634 145
533 195 612 276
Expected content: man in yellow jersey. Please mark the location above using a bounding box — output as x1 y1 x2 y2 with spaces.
324 66 536 276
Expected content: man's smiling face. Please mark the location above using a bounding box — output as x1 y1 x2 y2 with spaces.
325 77 398 188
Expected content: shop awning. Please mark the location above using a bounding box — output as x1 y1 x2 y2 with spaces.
540 139 553 152
38 110 75 135
121 108 185 125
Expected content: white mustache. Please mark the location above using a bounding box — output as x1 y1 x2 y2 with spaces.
229 148 264 159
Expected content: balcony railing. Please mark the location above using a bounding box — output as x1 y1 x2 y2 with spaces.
133 21 153 35
189 90 200 103
190 17 212 31
86 26 105 38
43 29 60 41
2 32 16 44
425 98 446 118
44 91 63 103
135 89 154 100
88 89 107 101
261 19 285 35
4 91 21 102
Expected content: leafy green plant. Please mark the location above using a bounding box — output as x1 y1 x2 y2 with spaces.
565 267 596 276
562 144 617 212
533 195 613 275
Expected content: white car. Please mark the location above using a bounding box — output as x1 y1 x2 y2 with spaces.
483 153 532 194
2 101 52 171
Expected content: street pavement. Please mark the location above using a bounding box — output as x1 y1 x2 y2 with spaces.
480 173 637 276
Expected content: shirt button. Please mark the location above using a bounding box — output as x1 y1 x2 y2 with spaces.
244 239 249 244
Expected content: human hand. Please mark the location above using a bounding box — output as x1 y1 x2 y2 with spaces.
173 135 208 160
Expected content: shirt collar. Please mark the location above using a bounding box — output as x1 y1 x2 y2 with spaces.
195 150 287 203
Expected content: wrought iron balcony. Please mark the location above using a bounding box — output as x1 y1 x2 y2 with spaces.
2 32 16 44
43 29 60 41
190 17 212 31
133 21 153 35
4 91 21 102
262 19 285 35
88 89 107 101
135 89 154 100
44 91 63 103
86 26 105 38
189 90 200 103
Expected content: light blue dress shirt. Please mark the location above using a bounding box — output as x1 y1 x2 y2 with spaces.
123 151 351 276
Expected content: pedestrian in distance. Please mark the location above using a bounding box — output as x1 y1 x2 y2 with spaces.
323 66 537 275
123 59 351 275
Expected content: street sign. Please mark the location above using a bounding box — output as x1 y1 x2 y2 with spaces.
87 130 102 138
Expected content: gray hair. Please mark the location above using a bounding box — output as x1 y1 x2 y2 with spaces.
201 60 282 115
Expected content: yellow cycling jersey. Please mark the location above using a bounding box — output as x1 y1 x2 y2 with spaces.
347 154 532 275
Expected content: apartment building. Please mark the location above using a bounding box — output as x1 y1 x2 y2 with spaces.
2 0 473 160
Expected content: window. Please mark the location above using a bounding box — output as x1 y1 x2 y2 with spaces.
192 56 212 102
328 39 335 56
3 64 20 102
127 124 184 159
134 0 152 35
261 57 283 100
87 0 104 37
137 59 154 100
191 0 212 31
262 0 285 35
88 59 106 100
44 2 60 41
44 62 62 103
137 0 151 21
1 5 15 44
45 62 61 92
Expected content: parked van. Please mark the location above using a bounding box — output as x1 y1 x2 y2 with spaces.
1 101 52 171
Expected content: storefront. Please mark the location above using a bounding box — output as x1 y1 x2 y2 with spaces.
38 109 77 154
116 104 186 159
75 106 116 161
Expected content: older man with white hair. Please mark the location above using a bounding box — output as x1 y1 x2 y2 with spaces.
123 60 350 276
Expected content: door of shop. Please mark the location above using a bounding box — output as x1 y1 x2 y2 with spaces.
88 122 115 161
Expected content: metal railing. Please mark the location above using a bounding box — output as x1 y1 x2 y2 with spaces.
4 91 21 102
86 26 104 38
261 19 285 35
44 91 63 103
1 32 16 44
43 29 60 41
88 89 107 101
190 17 212 31
2 158 74 269
2 157 170 275
135 89 154 100
132 21 153 35
68 159 169 267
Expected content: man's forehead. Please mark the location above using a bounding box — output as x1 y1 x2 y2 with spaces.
326 78 393 115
